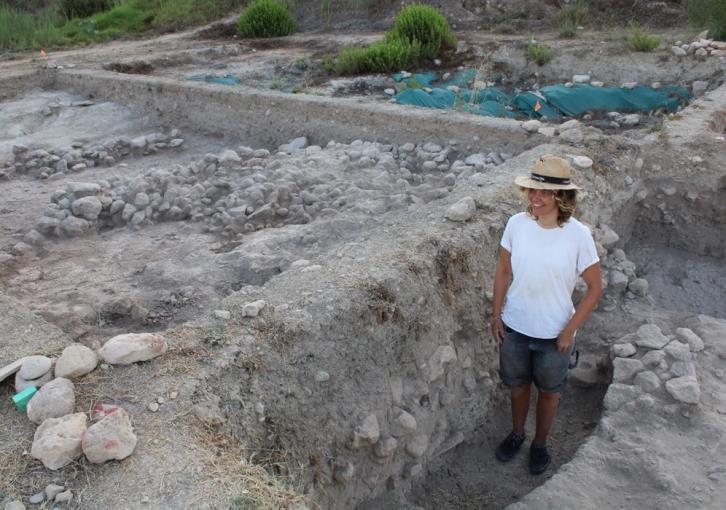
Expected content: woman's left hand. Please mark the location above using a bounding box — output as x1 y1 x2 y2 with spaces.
556 329 575 353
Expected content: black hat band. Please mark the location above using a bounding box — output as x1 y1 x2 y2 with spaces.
530 172 571 185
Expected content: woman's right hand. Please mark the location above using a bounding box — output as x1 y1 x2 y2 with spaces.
491 316 505 344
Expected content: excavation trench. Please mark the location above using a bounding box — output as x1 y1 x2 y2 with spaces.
1 71 724 510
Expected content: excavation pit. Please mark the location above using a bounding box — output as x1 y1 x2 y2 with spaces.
0 65 724 510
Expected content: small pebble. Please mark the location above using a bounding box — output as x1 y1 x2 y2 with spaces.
29 492 45 504
148 402 160 412
170 391 178 399
157 396 165 404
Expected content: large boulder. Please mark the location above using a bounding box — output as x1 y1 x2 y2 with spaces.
27 377 75 425
82 408 137 463
98 333 167 365
31 413 87 470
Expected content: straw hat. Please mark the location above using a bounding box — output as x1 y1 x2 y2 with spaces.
514 154 581 190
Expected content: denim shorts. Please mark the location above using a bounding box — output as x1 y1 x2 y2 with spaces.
499 324 573 393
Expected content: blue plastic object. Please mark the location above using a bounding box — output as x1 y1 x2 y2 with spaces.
12 386 37 412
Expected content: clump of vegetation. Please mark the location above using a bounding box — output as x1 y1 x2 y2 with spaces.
332 3 454 75
386 3 456 60
556 0 587 38
686 0 726 41
0 5 64 50
526 40 552 66
336 38 421 74
236 0 296 38
626 21 660 52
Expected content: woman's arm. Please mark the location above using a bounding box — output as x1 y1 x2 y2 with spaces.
556 262 603 352
491 248 512 344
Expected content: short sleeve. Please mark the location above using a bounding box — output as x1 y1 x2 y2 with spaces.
500 215 515 252
576 226 599 274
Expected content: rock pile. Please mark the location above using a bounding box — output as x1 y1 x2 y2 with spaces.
1 130 184 181
591 223 650 302
671 37 726 59
606 322 704 411
31 139 512 240
9 333 167 477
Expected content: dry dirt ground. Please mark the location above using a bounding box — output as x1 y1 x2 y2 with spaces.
1 9 725 510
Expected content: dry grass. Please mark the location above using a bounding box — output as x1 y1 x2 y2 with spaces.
710 110 726 134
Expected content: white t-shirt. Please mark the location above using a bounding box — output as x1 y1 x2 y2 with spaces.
500 212 599 339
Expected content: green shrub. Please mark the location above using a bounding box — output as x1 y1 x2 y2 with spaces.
387 3 455 60
626 21 660 52
61 0 113 19
556 0 587 38
526 41 552 65
685 0 726 41
236 0 296 38
335 38 421 74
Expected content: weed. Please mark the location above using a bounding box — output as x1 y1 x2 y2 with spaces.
321 0 333 26
0 6 65 50
293 56 309 70
387 3 456 60
270 75 288 90
61 0 113 19
526 40 552 66
626 21 660 52
685 0 726 41
493 22 516 34
335 38 421 74
202 324 229 346
558 19 578 38
236 0 296 38
321 53 335 73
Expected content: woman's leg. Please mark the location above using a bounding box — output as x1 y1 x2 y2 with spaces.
511 383 532 436
534 390 561 443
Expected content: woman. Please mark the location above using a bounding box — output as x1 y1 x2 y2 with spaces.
491 154 602 475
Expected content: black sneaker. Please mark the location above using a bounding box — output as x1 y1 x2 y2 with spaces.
528 442 551 475
495 431 526 462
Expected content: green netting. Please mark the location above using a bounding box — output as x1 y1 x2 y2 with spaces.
393 70 692 119
187 74 241 86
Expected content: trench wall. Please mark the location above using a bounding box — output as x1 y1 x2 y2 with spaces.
44 69 545 153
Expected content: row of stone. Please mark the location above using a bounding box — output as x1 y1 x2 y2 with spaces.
2 130 184 181
671 36 726 58
606 323 704 411
28 139 515 241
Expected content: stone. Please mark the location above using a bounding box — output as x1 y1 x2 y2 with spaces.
405 434 429 458
628 278 649 297
560 128 584 144
671 46 687 56
54 490 72 504
192 403 224 426
635 323 670 349
31 413 87 470
242 299 266 317
612 342 636 358
71 196 102 221
665 341 691 361
278 137 309 154
148 402 160 412
538 126 556 137
374 437 398 458
428 345 457 381
214 310 231 320
640 349 667 370
4 502 25 510
45 484 65 500
670 361 696 378
99 333 168 365
445 197 475 222
595 224 619 248
27 377 75 425
82 407 137 463
315 370 330 382
621 114 641 126
634 371 661 392
18 355 52 380
612 357 644 383
676 328 704 352
572 74 591 83
571 155 593 169
464 153 488 167
351 413 380 449
609 270 629 293
604 383 641 411
218 149 242 166
569 354 605 386
391 409 417 437
14 369 53 392
66 182 100 198
522 119 542 133
55 343 98 379
28 492 45 505
333 461 354 484
60 216 91 237
559 119 581 132
665 376 700 404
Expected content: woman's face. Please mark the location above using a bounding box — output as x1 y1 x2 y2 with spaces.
528 188 557 217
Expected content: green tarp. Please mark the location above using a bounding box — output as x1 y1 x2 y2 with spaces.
393 70 691 119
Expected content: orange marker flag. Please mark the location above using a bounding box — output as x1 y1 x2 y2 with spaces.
534 100 542 112
40 49 47 57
